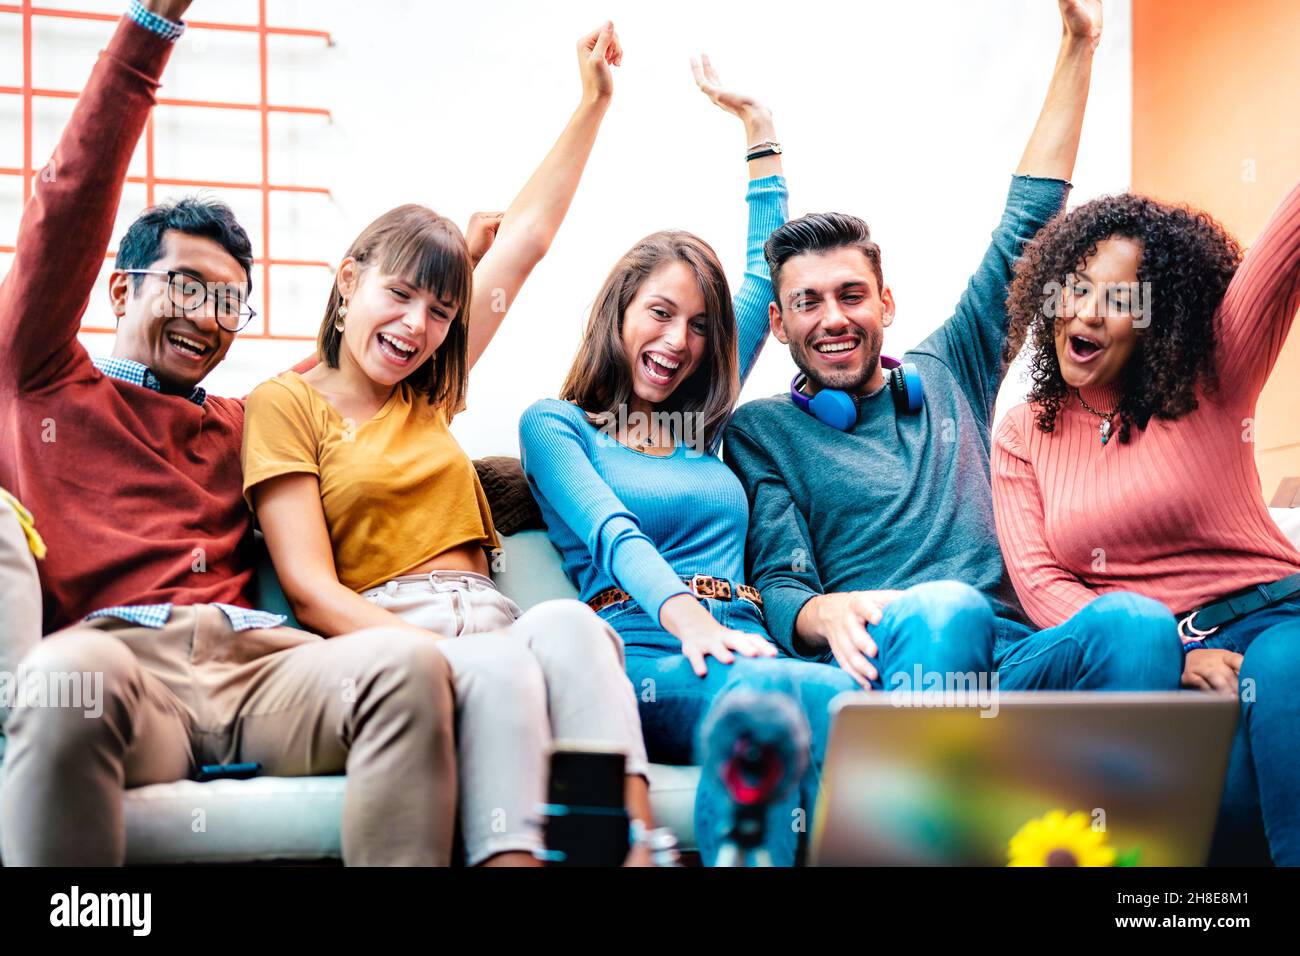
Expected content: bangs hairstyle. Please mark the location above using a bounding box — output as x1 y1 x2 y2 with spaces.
559 230 739 451
1004 193 1241 443
318 204 473 411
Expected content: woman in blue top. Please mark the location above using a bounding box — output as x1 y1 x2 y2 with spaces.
519 56 856 866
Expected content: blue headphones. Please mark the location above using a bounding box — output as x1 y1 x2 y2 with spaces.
789 355 923 431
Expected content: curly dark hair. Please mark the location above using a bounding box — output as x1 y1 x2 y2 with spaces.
1004 193 1242 442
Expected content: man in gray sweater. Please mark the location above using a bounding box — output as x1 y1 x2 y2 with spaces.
724 177 1055 687
725 0 1182 694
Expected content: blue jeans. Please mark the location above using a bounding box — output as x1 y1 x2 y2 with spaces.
994 591 1184 690
608 579 995 865
1199 599 1300 866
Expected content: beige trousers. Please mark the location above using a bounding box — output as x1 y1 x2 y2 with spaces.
363 571 648 865
0 606 457 866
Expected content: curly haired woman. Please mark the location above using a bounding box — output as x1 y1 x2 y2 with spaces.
992 182 1300 865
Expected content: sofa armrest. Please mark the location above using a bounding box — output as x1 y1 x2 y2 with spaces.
0 495 43 727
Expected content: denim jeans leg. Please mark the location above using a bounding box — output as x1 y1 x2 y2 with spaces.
996 591 1182 690
868 580 996 691
1210 703 1269 865
1237 623 1300 865
1207 603 1300 866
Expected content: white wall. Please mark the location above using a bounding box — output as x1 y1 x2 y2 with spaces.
1 0 1131 457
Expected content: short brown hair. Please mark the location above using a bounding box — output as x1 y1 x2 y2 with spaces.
317 204 472 412
559 231 739 451
765 211 883 303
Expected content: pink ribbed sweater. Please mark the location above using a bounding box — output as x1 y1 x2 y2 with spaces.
993 180 1300 631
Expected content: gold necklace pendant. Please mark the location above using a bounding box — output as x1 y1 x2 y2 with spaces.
1075 390 1118 446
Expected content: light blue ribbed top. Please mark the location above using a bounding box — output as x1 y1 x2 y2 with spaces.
519 175 788 631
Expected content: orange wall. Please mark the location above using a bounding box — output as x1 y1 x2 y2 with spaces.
1132 0 1300 501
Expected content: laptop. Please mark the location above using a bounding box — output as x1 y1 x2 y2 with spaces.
810 692 1238 866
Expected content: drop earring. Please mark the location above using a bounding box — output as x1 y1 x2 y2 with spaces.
335 301 348 333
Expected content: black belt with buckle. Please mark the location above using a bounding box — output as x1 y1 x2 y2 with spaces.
1178 572 1300 644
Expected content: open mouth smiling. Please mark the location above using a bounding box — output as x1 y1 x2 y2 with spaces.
377 330 420 366
641 349 682 386
811 335 860 362
165 330 213 361
1066 332 1106 364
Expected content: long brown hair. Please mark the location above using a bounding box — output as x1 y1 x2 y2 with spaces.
317 204 473 412
559 230 739 450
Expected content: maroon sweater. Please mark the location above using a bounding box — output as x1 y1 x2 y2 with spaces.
0 18 256 633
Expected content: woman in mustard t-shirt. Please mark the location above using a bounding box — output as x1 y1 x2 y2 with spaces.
243 24 649 867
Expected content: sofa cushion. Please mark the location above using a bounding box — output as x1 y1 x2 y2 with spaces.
121 775 346 864
473 456 544 536
0 496 42 729
491 529 580 611
1269 507 1300 549
0 746 698 863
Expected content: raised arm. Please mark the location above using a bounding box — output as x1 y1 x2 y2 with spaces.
1215 178 1300 403
464 22 620 370
692 55 789 385
991 414 1099 629
1015 0 1100 181
0 2 186 392
916 1 1097 422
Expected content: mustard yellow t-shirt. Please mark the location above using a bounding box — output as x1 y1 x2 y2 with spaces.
242 371 498 593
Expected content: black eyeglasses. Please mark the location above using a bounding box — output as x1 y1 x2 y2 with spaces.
122 269 257 333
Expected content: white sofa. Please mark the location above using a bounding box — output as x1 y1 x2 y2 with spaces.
4 508 1300 865
0 530 701 864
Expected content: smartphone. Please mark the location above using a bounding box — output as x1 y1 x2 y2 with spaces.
196 762 262 782
537 744 627 866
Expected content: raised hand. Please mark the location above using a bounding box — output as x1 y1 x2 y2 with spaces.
577 20 622 102
690 53 769 126
690 54 781 179
464 211 504 268
1059 0 1103 50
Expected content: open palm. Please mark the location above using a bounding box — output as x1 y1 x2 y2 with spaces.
691 54 765 121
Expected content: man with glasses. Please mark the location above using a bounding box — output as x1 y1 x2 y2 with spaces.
104 204 258 400
0 1 458 866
